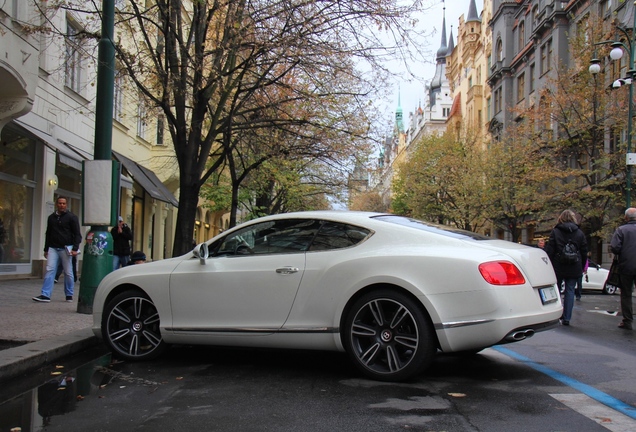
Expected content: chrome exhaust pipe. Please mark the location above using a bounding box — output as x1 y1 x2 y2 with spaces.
505 329 535 342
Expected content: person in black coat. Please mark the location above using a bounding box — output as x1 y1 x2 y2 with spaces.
610 207 636 330
33 196 82 303
111 216 133 270
544 209 588 326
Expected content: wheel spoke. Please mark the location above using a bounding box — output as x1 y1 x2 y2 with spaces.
351 322 376 337
111 305 132 324
360 342 381 365
142 329 162 347
127 333 139 356
143 312 160 325
109 328 130 342
385 346 400 372
133 298 144 319
389 305 409 329
368 300 385 326
394 334 418 350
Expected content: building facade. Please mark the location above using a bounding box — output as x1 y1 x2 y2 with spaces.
0 2 185 277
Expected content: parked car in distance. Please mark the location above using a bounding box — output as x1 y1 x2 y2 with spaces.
585 260 619 295
92 211 562 382
558 260 618 295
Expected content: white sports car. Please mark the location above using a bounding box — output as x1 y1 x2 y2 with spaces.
92 211 562 381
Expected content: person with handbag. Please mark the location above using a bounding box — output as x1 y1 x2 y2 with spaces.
544 210 588 326
610 207 636 330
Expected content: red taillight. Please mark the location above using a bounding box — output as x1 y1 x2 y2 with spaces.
478 261 526 285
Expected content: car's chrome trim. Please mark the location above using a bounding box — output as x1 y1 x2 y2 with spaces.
167 327 338 334
435 319 495 330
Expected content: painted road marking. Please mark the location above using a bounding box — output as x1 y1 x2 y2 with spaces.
551 393 636 431
494 346 636 422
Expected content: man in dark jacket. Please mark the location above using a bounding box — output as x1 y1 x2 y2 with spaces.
33 196 82 303
544 209 588 326
610 207 636 330
111 216 133 270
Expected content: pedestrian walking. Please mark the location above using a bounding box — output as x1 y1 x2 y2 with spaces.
610 207 636 330
33 196 82 303
544 209 588 326
111 216 133 270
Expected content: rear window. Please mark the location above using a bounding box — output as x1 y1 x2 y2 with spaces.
372 215 491 240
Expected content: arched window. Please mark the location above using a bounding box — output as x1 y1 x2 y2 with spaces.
518 21 525 51
496 39 503 62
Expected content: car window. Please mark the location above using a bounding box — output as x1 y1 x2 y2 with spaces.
372 215 490 240
308 222 371 251
213 219 322 256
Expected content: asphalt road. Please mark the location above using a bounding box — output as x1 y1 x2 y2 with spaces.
1 292 634 432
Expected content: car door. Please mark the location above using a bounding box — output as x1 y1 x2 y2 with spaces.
168 219 320 335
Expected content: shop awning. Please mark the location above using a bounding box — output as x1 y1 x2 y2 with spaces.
113 151 178 207
13 119 86 169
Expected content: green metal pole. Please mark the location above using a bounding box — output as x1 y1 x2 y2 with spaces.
77 0 115 314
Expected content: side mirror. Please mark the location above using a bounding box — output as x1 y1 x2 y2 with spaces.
192 242 209 264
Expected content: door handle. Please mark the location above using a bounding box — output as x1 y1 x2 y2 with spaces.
276 267 299 274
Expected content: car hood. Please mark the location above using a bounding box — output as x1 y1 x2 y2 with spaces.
97 255 183 287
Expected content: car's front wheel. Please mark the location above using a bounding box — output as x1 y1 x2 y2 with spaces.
603 283 619 295
342 290 436 382
102 290 167 361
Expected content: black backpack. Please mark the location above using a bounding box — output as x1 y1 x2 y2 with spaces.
559 239 579 264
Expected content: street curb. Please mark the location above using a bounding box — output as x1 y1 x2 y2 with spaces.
0 328 100 383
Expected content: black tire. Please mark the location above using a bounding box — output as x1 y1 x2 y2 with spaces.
102 290 167 361
603 283 618 295
342 289 436 382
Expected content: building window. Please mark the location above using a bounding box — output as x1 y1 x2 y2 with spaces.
517 73 525 103
487 97 491 121
496 39 503 62
599 0 610 18
156 115 165 145
114 73 123 122
518 21 525 52
65 20 84 93
137 103 147 139
529 64 535 93
494 88 503 114
540 40 552 75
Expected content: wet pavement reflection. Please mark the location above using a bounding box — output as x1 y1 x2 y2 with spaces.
0 347 111 432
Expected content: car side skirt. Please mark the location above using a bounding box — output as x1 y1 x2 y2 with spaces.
166 326 338 334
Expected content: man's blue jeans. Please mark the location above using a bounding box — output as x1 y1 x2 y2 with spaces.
41 247 74 298
113 254 130 270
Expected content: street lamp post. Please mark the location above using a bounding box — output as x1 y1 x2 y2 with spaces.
589 1 636 209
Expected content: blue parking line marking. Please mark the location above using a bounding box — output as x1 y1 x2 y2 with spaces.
494 346 636 420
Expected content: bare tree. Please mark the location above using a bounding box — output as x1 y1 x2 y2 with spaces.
45 0 430 255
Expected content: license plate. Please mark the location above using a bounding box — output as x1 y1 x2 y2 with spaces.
539 285 558 304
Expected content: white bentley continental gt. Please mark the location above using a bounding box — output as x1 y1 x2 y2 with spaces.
92 211 562 381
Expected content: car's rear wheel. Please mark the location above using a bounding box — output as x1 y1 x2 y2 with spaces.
102 290 167 361
603 283 618 295
342 290 436 382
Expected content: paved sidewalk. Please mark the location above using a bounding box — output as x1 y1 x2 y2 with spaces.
0 277 99 382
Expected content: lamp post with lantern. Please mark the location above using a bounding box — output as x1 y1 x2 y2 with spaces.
589 1 636 209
